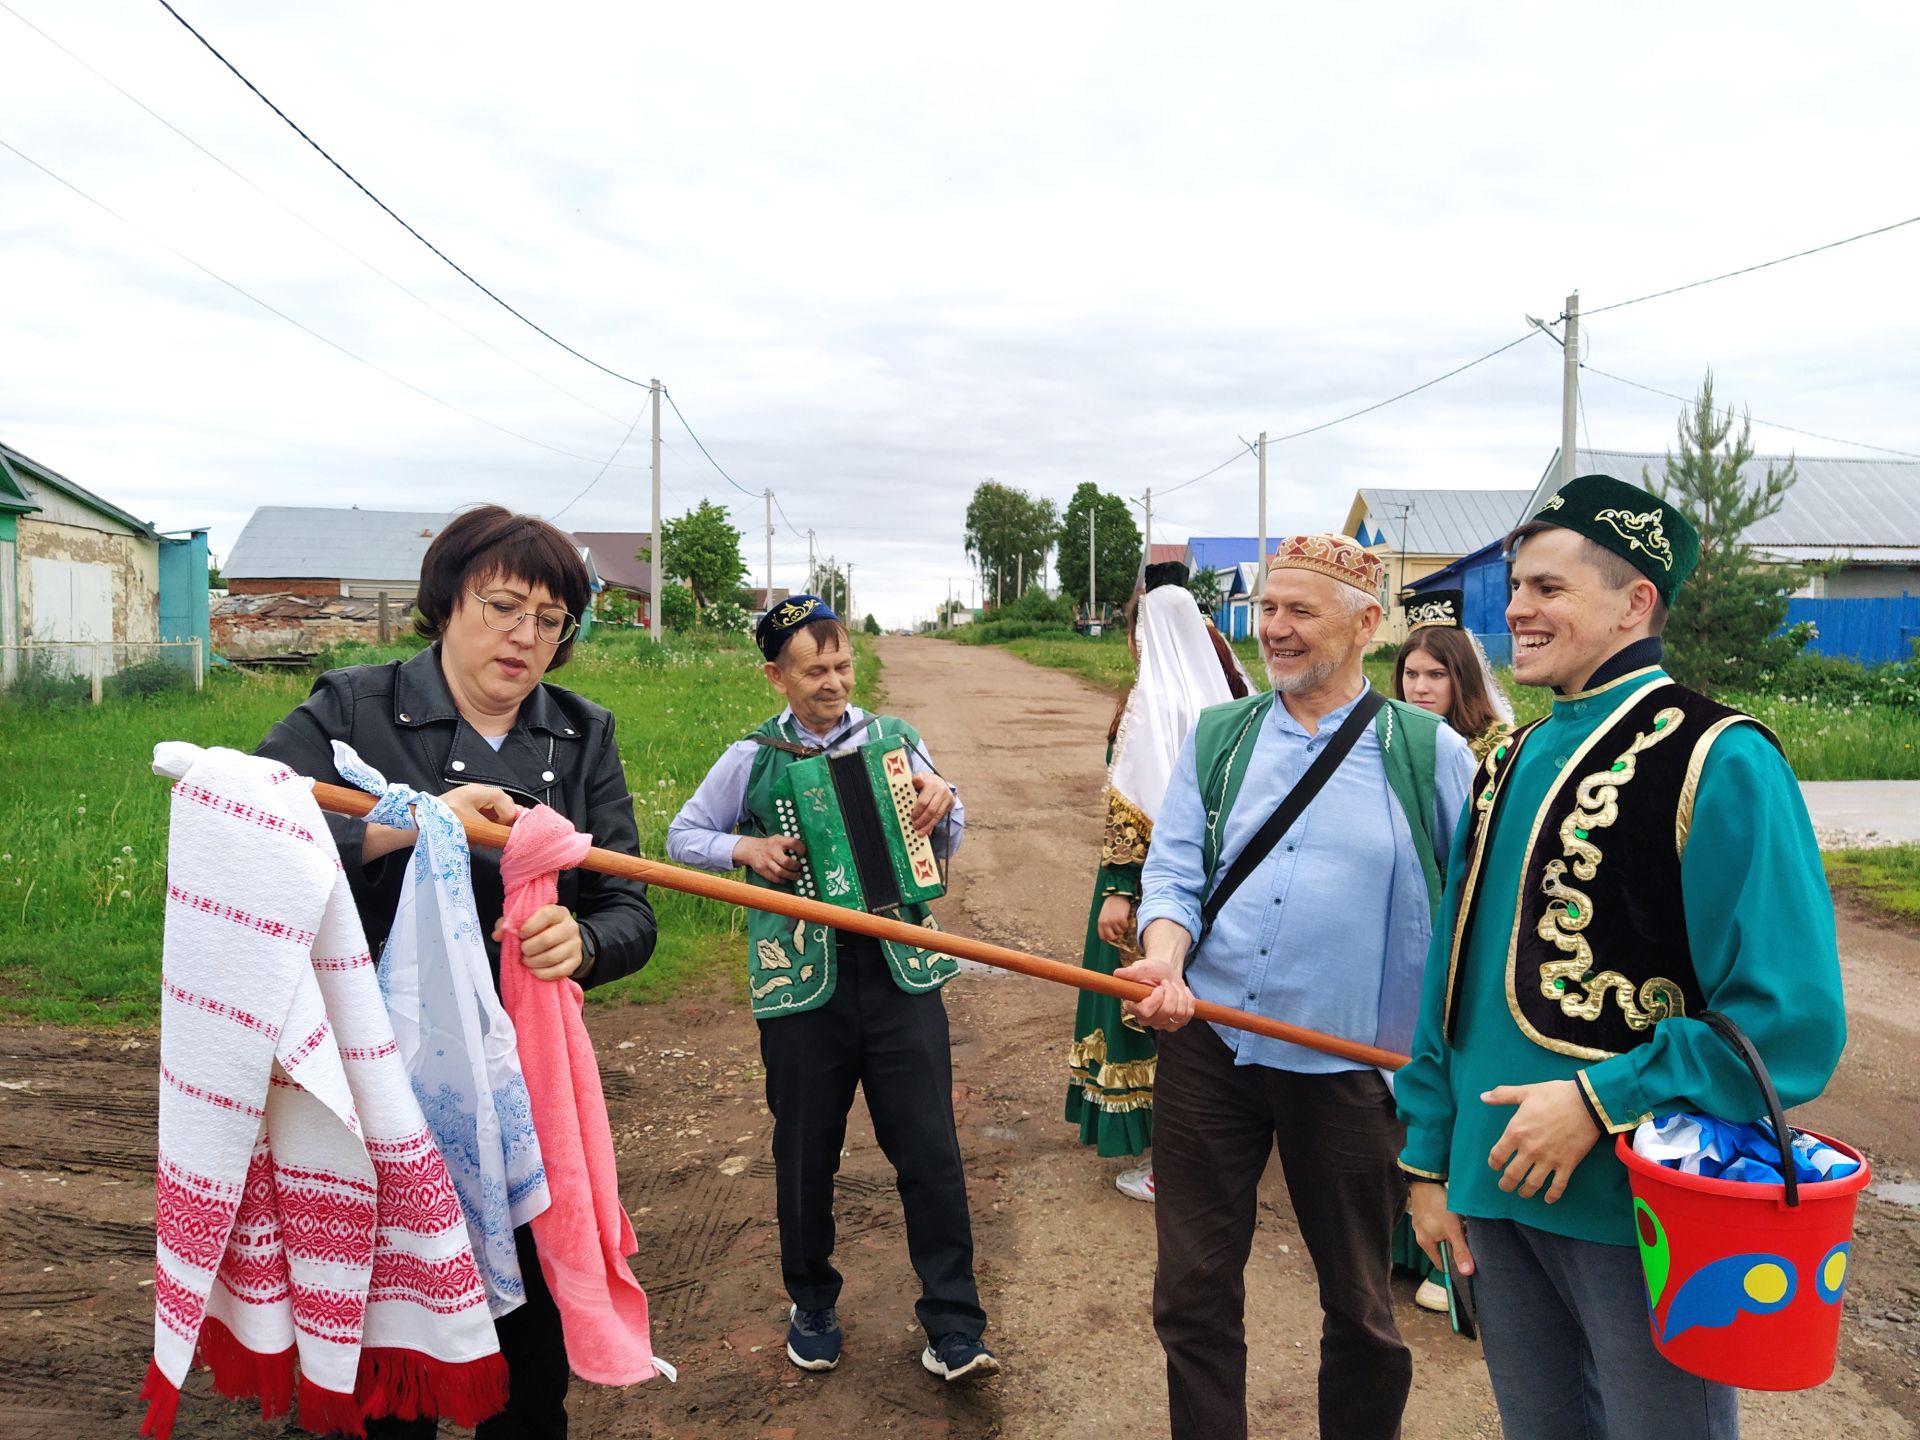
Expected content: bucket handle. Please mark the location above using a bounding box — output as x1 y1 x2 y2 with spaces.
1696 1009 1797 1208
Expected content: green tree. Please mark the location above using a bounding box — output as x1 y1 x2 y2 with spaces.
648 500 746 611
862 613 882 636
808 560 848 612
964 480 1059 607
659 582 697 630
1055 482 1142 610
1647 371 1809 694
1187 566 1226 616
595 586 638 626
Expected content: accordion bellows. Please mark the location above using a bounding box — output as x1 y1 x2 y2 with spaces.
772 735 944 914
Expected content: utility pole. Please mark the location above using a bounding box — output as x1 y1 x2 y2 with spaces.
1088 505 1096 621
649 379 662 640
1017 554 1023 597
1257 430 1268 592
1561 291 1580 493
846 563 854 625
1143 487 1153 577
763 489 774 604
946 577 953 632
807 529 816 594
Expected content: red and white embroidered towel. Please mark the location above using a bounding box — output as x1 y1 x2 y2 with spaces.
145 743 506 1439
497 804 674 1385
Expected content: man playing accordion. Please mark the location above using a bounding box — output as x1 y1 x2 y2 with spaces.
666 596 997 1382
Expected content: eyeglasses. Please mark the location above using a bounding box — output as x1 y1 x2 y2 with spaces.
468 589 578 645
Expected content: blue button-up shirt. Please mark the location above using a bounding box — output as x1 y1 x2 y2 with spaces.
1138 690 1476 1073
666 705 964 872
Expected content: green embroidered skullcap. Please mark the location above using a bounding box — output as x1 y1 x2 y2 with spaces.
1528 474 1699 601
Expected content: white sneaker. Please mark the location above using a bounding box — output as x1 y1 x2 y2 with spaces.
1414 1277 1450 1313
1116 1164 1154 1203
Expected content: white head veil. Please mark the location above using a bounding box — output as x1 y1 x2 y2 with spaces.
1108 586 1251 824
1468 631 1517 725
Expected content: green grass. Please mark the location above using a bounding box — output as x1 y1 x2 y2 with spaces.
1823 845 1920 926
0 629 878 1025
967 632 1920 781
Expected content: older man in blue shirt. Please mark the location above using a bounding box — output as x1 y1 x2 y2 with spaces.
1121 535 1476 1440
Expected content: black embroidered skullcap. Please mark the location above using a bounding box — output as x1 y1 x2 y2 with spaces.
1524 475 1700 602
1143 561 1190 592
754 593 839 661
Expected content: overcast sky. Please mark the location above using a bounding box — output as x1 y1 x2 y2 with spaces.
4 2 1917 624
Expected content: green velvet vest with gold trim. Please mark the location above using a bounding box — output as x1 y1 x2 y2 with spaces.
1443 680 1777 1060
741 712 957 1019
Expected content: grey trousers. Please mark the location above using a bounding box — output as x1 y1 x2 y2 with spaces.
1467 1217 1739 1440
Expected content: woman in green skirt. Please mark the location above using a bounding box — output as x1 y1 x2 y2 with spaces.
1065 564 1249 1200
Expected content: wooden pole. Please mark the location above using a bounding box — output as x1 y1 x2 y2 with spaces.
306 780 1409 1071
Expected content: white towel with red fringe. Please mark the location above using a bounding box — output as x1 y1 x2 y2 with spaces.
142 742 505 1440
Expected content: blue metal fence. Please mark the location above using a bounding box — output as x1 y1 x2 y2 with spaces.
1783 595 1920 666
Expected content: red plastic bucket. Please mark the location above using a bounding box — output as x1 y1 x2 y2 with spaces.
1617 1128 1870 1389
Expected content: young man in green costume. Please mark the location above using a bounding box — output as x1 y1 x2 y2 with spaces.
666 595 996 1382
1399 475 1847 1438
1120 535 1478 1440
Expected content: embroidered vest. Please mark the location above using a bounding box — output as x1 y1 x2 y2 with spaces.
740 712 957 1018
1191 690 1447 918
1443 680 1776 1060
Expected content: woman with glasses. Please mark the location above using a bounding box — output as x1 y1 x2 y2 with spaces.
258 503 657 1437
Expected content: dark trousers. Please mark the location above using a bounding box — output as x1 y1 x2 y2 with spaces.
363 1223 570 1439
1152 1021 1410 1440
1469 1217 1739 1439
756 933 986 1341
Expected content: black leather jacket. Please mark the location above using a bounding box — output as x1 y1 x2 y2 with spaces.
256 645 656 989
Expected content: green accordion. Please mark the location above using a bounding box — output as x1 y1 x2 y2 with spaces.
770 735 946 915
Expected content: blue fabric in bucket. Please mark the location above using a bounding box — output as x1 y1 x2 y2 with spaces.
1633 1114 1861 1186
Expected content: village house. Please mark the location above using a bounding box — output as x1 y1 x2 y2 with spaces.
0 441 209 687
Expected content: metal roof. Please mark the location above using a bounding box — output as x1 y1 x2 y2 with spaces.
1346 488 1532 556
225 506 451 581
1 440 156 535
1523 449 1920 548
570 531 655 594
1187 536 1264 571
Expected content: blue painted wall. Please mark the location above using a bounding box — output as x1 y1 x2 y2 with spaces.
158 530 211 678
1783 595 1920 666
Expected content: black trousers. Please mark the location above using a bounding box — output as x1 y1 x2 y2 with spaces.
363 1223 570 1439
756 932 986 1341
1152 1021 1411 1440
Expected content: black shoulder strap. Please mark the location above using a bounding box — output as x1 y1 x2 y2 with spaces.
1197 689 1385 950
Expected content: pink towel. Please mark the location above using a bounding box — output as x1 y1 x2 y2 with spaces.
497 805 670 1385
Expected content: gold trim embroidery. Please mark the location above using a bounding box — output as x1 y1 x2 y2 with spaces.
1102 787 1153 867
1557 665 1665 704
1533 704 1687 1035
1397 1160 1448 1182
1500 681 1675 1061
1068 1027 1157 1112
1576 1069 1648 1136
1442 718 1537 1035
1469 720 1514 763
1675 715 1775 859
1594 506 1675 571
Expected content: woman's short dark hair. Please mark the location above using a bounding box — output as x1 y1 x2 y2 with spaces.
414 505 592 667
1393 624 1501 741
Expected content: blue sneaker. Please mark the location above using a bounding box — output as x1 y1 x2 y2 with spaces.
786 1304 842 1372
921 1332 999 1381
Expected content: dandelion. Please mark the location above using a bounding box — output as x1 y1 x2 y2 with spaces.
119 889 131 900
76 806 87 816
121 845 133 855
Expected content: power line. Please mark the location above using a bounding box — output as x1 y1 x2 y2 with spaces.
550 402 651 521
1262 330 1542 446
770 490 808 543
0 0 631 427
1580 364 1920 461
151 0 650 389
0 134 645 471
1157 447 1254 498
1583 210 1920 317
660 389 760 499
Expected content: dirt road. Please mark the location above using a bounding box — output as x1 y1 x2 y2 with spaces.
1 636 1915 1437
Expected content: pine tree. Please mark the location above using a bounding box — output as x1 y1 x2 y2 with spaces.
1648 371 1807 693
